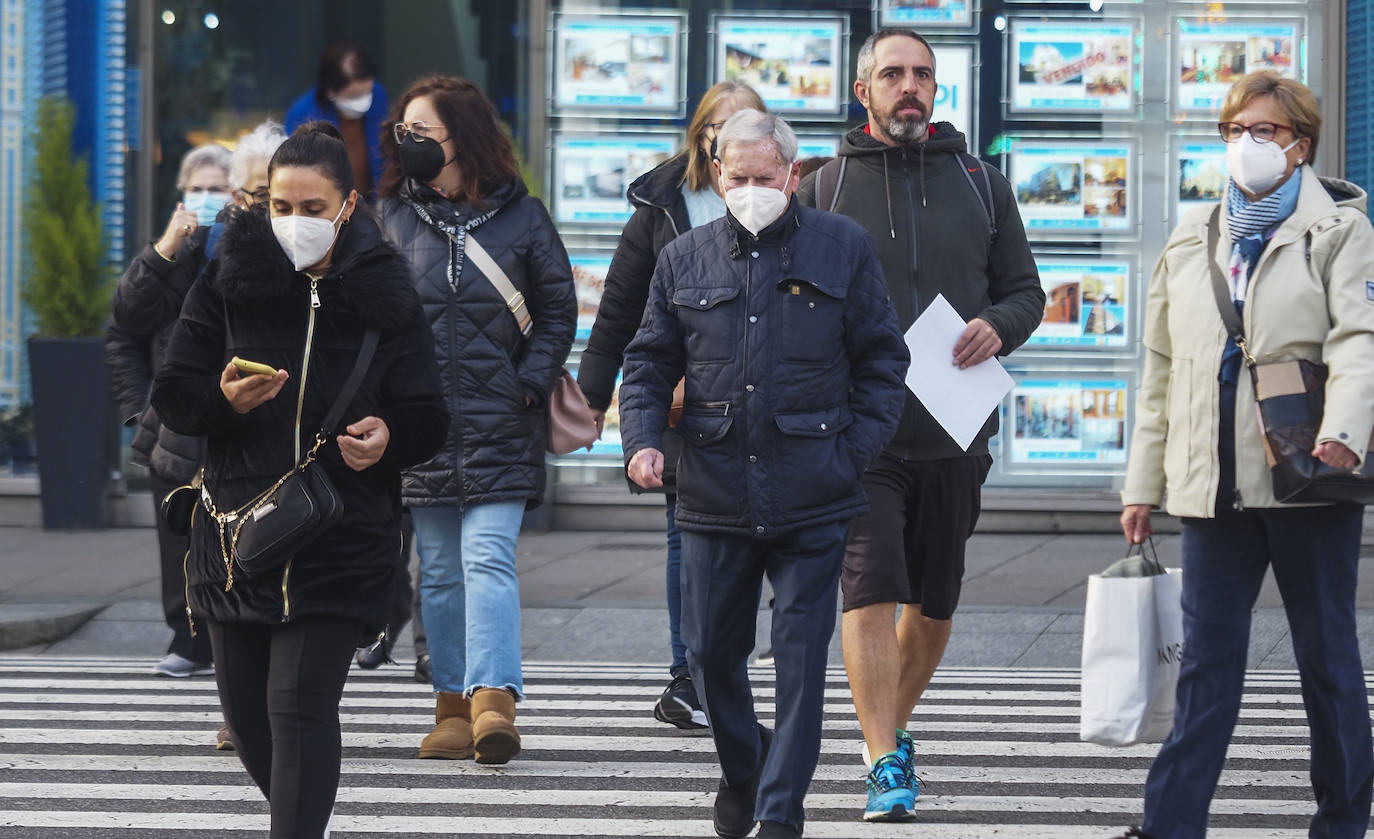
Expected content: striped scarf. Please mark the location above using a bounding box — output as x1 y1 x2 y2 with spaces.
402 187 498 293
1222 173 1301 303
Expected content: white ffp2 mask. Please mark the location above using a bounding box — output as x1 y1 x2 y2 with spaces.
272 203 346 272
1226 133 1300 195
334 91 373 119
724 186 789 236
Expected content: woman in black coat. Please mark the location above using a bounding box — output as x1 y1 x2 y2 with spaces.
376 76 576 766
575 80 765 729
152 122 447 838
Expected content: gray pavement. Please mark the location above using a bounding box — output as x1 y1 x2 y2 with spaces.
3 524 1374 669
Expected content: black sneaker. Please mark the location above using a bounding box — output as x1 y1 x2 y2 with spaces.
757 821 801 839
413 653 432 684
354 631 394 669
1111 829 1158 839
653 673 708 729
713 725 773 838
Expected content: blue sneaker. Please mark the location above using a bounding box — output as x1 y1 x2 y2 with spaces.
896 729 921 796
863 752 916 822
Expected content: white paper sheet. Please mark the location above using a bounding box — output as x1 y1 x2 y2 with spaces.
902 293 1014 451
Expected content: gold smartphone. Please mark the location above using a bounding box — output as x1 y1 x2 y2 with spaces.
231 357 278 377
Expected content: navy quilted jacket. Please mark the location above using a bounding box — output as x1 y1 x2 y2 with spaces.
378 178 577 509
619 199 910 536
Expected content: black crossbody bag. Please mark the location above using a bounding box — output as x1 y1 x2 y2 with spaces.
1204 207 1374 505
174 329 380 590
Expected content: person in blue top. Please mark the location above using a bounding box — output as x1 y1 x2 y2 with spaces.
285 41 389 198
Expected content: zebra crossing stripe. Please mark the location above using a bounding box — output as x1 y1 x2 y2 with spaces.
0 656 1346 838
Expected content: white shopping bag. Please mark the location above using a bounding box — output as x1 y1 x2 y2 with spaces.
1079 545 1183 747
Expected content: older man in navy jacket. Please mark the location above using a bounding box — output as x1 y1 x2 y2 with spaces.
620 109 910 839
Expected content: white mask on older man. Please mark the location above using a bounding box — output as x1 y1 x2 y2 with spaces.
725 186 789 236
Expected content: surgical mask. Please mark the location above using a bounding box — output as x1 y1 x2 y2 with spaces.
399 133 447 183
1226 133 1300 195
271 202 347 272
184 190 232 225
724 185 789 236
334 90 373 119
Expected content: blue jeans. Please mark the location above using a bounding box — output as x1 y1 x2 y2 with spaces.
412 502 526 699
1142 503 1372 839
680 520 848 830
665 494 686 677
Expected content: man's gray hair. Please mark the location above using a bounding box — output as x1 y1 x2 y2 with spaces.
855 29 937 85
229 120 288 190
715 109 798 166
175 143 231 191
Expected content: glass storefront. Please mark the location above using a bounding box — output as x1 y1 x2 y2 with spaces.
139 0 1336 506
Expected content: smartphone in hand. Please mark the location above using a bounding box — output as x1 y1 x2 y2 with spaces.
231 357 278 377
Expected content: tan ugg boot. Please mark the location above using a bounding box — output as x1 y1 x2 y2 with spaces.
418 692 474 759
471 687 520 765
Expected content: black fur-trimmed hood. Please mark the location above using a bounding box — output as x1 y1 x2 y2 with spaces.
212 206 420 334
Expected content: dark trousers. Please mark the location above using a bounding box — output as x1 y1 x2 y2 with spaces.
209 617 360 839
378 510 427 656
1142 503 1372 839
681 520 848 829
149 474 212 663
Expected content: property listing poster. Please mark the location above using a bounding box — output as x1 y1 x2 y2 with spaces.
553 14 683 114
1176 20 1301 116
1010 141 1134 233
931 43 974 144
1009 378 1129 465
553 134 676 224
796 135 840 160
879 0 973 29
715 17 843 114
1010 21 1135 113
569 253 611 340
1175 138 1229 220
1027 259 1130 349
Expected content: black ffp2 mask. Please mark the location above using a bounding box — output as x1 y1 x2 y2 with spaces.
399 134 447 183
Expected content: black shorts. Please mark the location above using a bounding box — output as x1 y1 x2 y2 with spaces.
841 453 993 619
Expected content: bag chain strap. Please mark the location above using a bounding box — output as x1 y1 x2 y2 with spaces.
203 434 327 592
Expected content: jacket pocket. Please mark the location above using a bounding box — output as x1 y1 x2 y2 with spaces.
674 411 741 518
777 279 846 364
774 405 858 508
1163 358 1193 493
673 286 740 364
678 410 734 446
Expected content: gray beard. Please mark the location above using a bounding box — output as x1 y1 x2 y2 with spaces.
884 113 928 144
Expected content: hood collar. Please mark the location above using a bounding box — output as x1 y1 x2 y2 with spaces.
839 120 968 159
626 152 691 211
211 205 420 334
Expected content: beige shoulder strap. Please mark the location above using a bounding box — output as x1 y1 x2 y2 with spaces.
464 234 533 338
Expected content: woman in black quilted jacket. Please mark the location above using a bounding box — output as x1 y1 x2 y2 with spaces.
376 76 577 766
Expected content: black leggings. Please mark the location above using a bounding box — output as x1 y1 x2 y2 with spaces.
208 617 360 839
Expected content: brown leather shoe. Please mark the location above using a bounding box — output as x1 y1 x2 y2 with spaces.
215 722 234 751
471 687 520 765
418 692 474 759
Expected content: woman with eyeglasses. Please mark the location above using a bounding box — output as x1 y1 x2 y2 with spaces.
575 80 766 731
1113 71 1374 839
377 76 576 765
107 127 286 709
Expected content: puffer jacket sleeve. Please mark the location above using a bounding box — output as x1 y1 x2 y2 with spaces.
619 247 686 462
976 170 1046 354
112 239 204 334
1121 240 1176 508
105 321 154 426
578 205 661 412
375 303 449 471
1314 212 1374 467
841 235 910 473
151 269 245 437
514 199 577 408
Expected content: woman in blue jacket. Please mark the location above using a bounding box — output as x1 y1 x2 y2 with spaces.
285 41 388 197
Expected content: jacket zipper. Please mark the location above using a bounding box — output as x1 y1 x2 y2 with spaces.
282 274 322 620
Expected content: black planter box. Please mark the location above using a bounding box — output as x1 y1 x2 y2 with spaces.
28 337 112 529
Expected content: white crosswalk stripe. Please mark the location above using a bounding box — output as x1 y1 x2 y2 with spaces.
0 656 1359 838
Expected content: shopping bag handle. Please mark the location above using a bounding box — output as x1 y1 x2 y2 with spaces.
1125 536 1165 576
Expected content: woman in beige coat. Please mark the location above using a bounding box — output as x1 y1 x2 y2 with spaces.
1115 72 1374 839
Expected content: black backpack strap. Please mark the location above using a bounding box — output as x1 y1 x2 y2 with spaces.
817 157 847 212
956 152 997 239
319 328 380 438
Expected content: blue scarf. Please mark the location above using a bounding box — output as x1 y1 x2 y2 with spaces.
1218 170 1302 384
